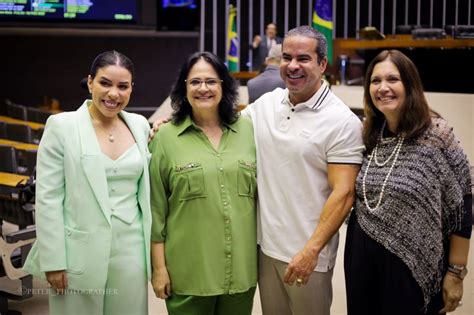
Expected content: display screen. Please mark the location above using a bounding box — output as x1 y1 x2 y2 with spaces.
0 0 138 23
162 0 197 9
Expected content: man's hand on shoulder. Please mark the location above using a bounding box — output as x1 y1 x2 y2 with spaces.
148 117 172 142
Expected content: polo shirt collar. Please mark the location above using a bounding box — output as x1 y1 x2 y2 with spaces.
176 115 238 136
282 79 330 110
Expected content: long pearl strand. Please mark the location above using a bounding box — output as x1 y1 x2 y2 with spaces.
363 123 404 212
374 122 398 166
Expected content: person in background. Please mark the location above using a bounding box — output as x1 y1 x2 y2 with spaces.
252 23 283 71
24 50 152 315
344 49 471 315
149 51 257 315
247 44 286 104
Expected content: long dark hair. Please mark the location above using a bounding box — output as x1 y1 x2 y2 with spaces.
363 50 432 151
169 51 239 125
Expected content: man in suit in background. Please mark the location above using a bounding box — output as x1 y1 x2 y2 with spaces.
247 44 285 103
252 23 283 71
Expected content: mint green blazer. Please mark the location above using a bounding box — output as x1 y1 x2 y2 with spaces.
24 101 152 290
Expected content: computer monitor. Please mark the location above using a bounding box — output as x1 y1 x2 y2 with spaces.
162 0 197 9
0 0 138 24
157 0 198 31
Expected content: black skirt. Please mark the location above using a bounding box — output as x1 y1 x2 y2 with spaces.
343 212 445 315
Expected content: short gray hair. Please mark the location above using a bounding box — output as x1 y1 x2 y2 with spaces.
285 25 327 64
267 44 282 61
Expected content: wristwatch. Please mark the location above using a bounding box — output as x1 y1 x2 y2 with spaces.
447 264 468 280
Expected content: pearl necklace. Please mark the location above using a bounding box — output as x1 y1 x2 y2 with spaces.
362 123 404 212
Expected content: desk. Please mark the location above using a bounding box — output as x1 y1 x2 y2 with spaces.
231 71 259 80
333 36 474 93
335 36 474 50
0 116 45 131
0 171 29 200
0 139 38 151
0 172 29 188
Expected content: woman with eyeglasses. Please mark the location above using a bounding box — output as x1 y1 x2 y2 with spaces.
149 51 257 315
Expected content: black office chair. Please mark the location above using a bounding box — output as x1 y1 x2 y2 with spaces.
0 145 18 173
445 25 474 39
412 28 446 39
26 107 51 124
0 121 6 138
32 128 44 144
5 123 33 144
17 150 37 175
5 100 27 121
395 24 429 35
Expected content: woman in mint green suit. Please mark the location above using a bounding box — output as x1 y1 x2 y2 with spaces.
24 51 152 315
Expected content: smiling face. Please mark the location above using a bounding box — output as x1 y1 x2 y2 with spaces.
87 65 133 119
186 58 223 115
280 35 327 105
369 59 406 126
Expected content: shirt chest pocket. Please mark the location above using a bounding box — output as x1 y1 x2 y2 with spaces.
238 160 257 197
174 163 206 201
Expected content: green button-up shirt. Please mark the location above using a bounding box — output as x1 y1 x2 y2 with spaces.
149 115 257 296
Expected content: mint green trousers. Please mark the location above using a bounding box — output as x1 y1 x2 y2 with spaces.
48 215 148 315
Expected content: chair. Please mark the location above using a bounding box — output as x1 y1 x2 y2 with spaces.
32 128 44 144
0 227 36 315
412 28 446 40
26 107 51 124
0 145 18 173
0 175 36 314
0 121 6 138
5 123 33 144
5 100 27 121
395 24 429 35
446 25 474 39
17 150 37 176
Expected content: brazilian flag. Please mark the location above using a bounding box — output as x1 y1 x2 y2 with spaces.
312 0 333 65
227 5 239 72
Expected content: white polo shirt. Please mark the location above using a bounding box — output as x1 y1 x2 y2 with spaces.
243 80 364 271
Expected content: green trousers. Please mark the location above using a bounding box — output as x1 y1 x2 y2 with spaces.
48 215 148 315
166 286 256 315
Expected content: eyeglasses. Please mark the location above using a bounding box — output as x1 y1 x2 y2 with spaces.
185 78 223 89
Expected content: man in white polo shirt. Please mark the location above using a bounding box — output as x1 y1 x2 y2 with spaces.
243 25 364 315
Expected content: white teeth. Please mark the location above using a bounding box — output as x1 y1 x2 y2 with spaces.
103 100 119 108
288 74 303 79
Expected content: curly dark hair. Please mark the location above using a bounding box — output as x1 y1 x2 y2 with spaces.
363 50 433 151
169 51 239 125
